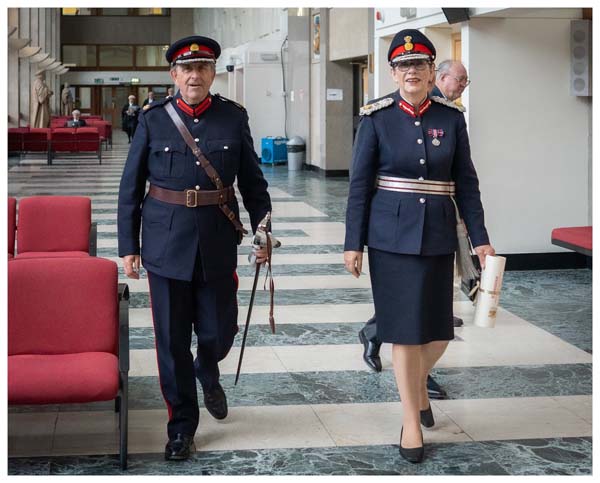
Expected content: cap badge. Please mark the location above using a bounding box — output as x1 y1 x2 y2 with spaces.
404 36 414 51
190 43 200 52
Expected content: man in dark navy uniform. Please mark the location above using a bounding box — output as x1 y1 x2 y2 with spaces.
118 35 272 461
354 34 487 401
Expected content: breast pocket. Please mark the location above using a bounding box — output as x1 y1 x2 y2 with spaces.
206 139 241 175
148 140 188 178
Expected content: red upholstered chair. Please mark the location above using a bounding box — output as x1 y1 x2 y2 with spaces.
23 128 51 163
16 196 97 259
8 128 28 153
75 127 102 164
551 226 592 257
8 257 130 470
8 197 17 259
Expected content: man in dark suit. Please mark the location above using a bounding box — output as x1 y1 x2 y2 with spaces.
142 90 155 108
118 35 272 462
65 109 87 127
432 60 470 102
121 95 140 143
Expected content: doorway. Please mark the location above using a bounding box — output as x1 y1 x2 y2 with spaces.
101 86 131 127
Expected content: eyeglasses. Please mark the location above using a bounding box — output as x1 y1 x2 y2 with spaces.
391 60 432 72
447 74 471 86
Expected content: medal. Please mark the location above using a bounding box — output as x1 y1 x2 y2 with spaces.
428 128 444 147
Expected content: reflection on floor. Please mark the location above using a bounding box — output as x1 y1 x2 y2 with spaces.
7 132 592 475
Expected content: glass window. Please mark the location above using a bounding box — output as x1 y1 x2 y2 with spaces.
63 45 97 66
99 46 133 67
78 87 91 109
134 8 169 16
62 8 93 15
135 46 169 67
101 8 129 16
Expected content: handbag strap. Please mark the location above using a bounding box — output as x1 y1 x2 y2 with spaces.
164 102 247 235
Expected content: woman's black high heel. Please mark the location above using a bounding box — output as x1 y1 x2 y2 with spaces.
420 405 435 428
399 426 424 463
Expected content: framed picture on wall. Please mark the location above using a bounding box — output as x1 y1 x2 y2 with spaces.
312 13 320 61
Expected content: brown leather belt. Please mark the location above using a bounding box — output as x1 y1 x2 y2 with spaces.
148 184 235 208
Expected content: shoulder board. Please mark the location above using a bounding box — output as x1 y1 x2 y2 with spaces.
141 98 169 114
430 96 466 112
359 97 394 116
214 93 246 112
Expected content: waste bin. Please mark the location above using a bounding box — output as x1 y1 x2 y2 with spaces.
286 136 305 171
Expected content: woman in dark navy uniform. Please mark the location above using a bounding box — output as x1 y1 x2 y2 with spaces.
344 30 495 463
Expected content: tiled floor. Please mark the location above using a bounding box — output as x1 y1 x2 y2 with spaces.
7 131 592 475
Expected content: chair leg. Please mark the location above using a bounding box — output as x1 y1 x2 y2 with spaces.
119 373 128 471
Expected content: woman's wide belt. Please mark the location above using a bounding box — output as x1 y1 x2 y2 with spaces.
376 175 455 195
148 184 235 208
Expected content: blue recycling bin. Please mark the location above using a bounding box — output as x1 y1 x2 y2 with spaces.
261 137 288 164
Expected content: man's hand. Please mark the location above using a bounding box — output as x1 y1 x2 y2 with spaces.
474 244 496 270
123 255 141 279
253 245 269 265
344 250 363 278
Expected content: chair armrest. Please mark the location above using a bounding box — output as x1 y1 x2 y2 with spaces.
89 222 97 256
118 283 130 373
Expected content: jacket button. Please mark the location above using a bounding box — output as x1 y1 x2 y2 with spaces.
195 185 200 190
194 138 200 142
418 176 424 181
419 159 426 165
164 147 169 152
224 146 229 150
419 198 426 204
417 139 423 144
415 121 421 126
194 118 199 123
196 161 200 166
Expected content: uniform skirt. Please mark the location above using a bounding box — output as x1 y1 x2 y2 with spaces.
368 248 454 345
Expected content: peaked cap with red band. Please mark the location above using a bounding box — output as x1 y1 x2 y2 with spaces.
165 35 221 66
388 29 436 64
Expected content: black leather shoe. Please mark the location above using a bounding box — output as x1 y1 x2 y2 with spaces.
358 329 382 372
426 375 447 400
420 405 435 428
165 433 196 461
453 316 464 327
203 383 228 420
399 426 424 463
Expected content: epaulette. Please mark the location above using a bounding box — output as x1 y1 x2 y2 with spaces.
141 97 170 114
430 96 466 112
214 93 246 112
359 97 394 116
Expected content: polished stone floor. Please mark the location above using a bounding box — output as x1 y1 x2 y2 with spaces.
7 131 592 475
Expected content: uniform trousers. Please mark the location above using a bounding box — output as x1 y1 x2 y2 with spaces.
147 255 239 439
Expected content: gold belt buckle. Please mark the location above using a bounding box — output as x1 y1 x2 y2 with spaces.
185 189 198 208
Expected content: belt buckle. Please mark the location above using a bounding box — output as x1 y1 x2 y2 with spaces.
185 189 198 208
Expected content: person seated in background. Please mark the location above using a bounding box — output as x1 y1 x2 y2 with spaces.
65 109 87 127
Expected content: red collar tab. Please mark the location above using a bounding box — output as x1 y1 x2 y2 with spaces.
398 98 431 118
176 95 212 118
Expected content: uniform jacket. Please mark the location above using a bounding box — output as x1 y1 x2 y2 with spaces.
118 92 272 281
344 90 489 256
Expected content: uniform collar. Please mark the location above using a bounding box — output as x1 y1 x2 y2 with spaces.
397 93 431 118
174 91 212 118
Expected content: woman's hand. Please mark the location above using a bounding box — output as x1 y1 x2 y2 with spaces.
474 244 496 269
344 250 363 278
253 245 269 264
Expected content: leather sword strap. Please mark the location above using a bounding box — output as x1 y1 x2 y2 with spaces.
164 102 247 235
148 184 235 207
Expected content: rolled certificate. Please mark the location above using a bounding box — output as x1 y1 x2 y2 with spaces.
473 255 506 328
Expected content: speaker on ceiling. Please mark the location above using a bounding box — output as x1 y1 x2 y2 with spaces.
570 20 591 97
441 8 470 24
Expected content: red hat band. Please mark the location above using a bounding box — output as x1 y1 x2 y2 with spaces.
172 44 215 63
390 43 432 61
